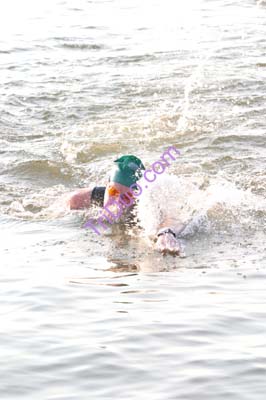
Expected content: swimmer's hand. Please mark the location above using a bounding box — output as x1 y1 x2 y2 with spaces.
156 232 182 256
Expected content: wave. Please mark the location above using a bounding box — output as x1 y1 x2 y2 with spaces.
3 159 76 186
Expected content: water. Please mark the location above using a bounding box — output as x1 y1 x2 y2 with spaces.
1 0 266 398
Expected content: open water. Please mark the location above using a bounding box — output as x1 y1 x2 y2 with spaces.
0 0 266 399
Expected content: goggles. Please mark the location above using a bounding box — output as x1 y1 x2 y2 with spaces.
107 185 133 198
107 186 121 197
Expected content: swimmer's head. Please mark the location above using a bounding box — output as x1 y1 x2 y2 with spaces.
110 155 145 187
104 155 145 209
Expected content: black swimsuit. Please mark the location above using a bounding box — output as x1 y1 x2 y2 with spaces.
90 186 106 207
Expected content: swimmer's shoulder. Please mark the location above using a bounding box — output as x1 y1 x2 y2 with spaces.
68 186 106 210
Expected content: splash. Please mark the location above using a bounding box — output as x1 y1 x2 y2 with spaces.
137 173 266 238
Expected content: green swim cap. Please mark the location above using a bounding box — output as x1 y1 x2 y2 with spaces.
110 155 145 187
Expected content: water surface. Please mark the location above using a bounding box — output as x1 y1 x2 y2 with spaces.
1 0 266 399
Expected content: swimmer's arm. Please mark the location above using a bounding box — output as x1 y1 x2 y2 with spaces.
155 218 186 256
157 217 185 237
67 188 92 210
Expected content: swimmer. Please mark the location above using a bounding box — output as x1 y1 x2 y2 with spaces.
68 155 183 256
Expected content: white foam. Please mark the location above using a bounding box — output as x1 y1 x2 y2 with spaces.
137 173 266 238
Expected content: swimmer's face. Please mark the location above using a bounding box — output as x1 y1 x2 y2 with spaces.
104 181 134 208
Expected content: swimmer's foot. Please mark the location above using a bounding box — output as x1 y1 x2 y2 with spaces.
155 229 183 256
